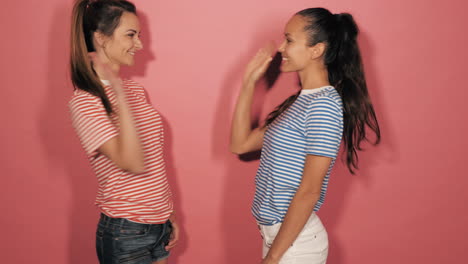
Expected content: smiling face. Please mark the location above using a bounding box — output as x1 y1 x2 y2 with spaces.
278 15 317 73
98 12 143 68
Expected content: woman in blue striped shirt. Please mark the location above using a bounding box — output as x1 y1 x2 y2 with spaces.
230 7 380 264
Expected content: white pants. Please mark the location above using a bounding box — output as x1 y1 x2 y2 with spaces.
258 213 328 264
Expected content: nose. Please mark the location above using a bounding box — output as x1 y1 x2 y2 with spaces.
278 40 286 53
135 38 143 50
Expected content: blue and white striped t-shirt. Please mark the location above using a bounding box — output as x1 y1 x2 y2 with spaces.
252 86 344 225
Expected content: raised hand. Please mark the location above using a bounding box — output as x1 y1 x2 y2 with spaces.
88 52 124 95
243 42 276 85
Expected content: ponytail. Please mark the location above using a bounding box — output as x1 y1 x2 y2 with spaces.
291 8 381 173
328 12 380 173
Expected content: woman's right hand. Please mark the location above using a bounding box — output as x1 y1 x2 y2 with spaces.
243 42 276 85
88 52 124 96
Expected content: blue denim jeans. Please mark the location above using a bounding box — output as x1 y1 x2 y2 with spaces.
96 213 172 264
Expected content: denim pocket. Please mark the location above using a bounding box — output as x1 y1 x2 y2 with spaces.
260 223 279 248
96 226 105 239
160 221 173 247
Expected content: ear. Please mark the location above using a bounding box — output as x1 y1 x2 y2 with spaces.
310 42 326 60
93 31 107 48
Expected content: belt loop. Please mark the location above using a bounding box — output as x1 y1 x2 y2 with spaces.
149 221 156 232
118 217 125 229
104 214 110 229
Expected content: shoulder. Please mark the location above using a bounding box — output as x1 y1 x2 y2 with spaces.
298 88 342 110
69 90 102 114
69 90 99 106
309 88 342 111
303 88 343 123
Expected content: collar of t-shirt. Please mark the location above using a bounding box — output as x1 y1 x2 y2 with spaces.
101 80 110 86
300 85 333 95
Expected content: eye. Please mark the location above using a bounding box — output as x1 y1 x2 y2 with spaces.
127 33 135 37
286 38 292 43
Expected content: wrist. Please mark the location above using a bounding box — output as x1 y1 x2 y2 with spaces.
169 211 176 222
241 78 256 90
265 251 281 262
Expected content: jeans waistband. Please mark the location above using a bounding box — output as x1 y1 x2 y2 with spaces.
99 213 150 228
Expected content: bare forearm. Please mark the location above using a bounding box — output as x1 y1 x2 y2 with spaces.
169 210 176 222
265 191 320 261
230 80 256 152
231 46 274 154
115 94 144 172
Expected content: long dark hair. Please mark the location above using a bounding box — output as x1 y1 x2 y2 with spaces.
265 8 381 173
70 0 136 114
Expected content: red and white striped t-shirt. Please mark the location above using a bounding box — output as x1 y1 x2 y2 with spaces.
69 79 173 224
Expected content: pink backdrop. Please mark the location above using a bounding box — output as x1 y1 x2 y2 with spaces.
1 0 467 263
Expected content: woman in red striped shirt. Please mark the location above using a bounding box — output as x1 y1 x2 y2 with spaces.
69 1 178 263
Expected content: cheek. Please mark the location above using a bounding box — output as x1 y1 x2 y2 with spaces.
107 43 123 56
292 47 309 63
125 41 134 51
287 46 299 61
112 39 132 52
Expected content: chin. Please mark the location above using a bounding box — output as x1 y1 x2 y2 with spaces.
123 60 135 66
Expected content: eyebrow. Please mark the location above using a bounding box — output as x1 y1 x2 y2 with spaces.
126 29 139 34
284 33 291 37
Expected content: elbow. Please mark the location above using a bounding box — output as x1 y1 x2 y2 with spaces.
230 147 242 155
125 164 145 174
230 144 246 155
119 159 145 174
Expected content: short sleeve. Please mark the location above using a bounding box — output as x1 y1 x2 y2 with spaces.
305 96 343 158
69 94 118 158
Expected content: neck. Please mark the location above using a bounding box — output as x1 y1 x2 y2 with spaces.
298 64 330 90
94 51 120 80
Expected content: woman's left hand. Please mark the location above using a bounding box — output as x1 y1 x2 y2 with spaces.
165 214 179 251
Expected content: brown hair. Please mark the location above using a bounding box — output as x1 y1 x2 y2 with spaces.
70 0 136 114
265 8 380 173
